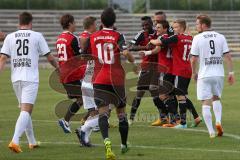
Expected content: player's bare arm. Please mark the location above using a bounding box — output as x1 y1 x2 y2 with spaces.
45 53 59 69
190 55 199 82
122 49 139 74
0 54 8 74
139 45 161 57
224 52 235 85
0 32 6 41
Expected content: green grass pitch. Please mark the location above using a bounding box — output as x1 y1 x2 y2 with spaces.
0 60 239 160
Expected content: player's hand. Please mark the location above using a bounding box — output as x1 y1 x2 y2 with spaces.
192 73 198 82
139 51 145 58
228 73 235 85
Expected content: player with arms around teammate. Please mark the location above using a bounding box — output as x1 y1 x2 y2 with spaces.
57 14 85 133
140 20 178 126
74 16 99 147
129 16 165 125
90 8 136 160
150 19 198 128
0 12 58 153
190 15 235 138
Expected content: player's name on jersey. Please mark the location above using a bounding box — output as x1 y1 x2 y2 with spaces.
15 32 31 38
203 33 217 38
181 39 192 43
204 56 223 65
94 36 115 41
13 58 31 68
56 38 67 43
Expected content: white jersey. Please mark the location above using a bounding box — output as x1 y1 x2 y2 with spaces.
83 60 95 83
190 31 229 79
1 29 50 83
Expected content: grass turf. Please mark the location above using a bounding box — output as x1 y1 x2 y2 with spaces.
0 61 240 160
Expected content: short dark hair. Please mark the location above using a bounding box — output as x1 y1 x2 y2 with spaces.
141 16 153 25
19 12 33 25
154 11 167 19
197 14 211 28
101 8 116 28
157 20 169 29
83 16 96 30
174 19 187 31
60 14 74 30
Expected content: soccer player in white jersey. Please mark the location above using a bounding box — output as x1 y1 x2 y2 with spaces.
190 14 235 138
0 12 58 153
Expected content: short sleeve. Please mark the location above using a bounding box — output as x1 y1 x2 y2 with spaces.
130 31 144 45
71 36 81 55
118 34 127 52
38 33 50 56
222 36 230 54
0 35 11 57
190 36 199 56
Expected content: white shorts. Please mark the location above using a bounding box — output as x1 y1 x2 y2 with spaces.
197 77 224 100
12 81 39 105
81 81 97 110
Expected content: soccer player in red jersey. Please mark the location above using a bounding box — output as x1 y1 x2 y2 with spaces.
128 16 165 125
56 14 85 133
74 16 99 147
89 8 136 159
149 19 200 128
141 20 178 126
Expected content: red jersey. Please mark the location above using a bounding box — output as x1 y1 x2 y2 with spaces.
161 34 192 78
158 34 173 74
56 32 86 83
90 28 126 86
79 31 92 54
131 30 158 70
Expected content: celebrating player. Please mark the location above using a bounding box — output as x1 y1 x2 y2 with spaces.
140 20 177 126
0 12 58 153
75 16 99 147
57 14 85 133
128 16 164 125
190 15 235 138
89 8 136 160
149 19 198 128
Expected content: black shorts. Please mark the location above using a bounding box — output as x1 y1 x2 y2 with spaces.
63 80 82 99
158 73 175 95
93 84 126 108
174 76 191 95
137 69 158 91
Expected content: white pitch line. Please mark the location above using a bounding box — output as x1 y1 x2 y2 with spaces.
0 140 239 154
133 124 240 140
1 119 240 140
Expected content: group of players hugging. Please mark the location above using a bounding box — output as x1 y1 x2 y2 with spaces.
56 8 202 159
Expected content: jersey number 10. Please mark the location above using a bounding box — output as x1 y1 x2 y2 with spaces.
96 43 115 64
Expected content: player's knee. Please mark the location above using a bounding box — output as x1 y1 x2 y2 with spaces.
136 90 145 98
212 95 220 101
176 95 186 101
20 103 33 114
117 112 128 123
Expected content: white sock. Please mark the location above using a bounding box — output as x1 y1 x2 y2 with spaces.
81 116 99 142
25 116 36 145
213 100 222 124
12 111 30 144
202 105 215 135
